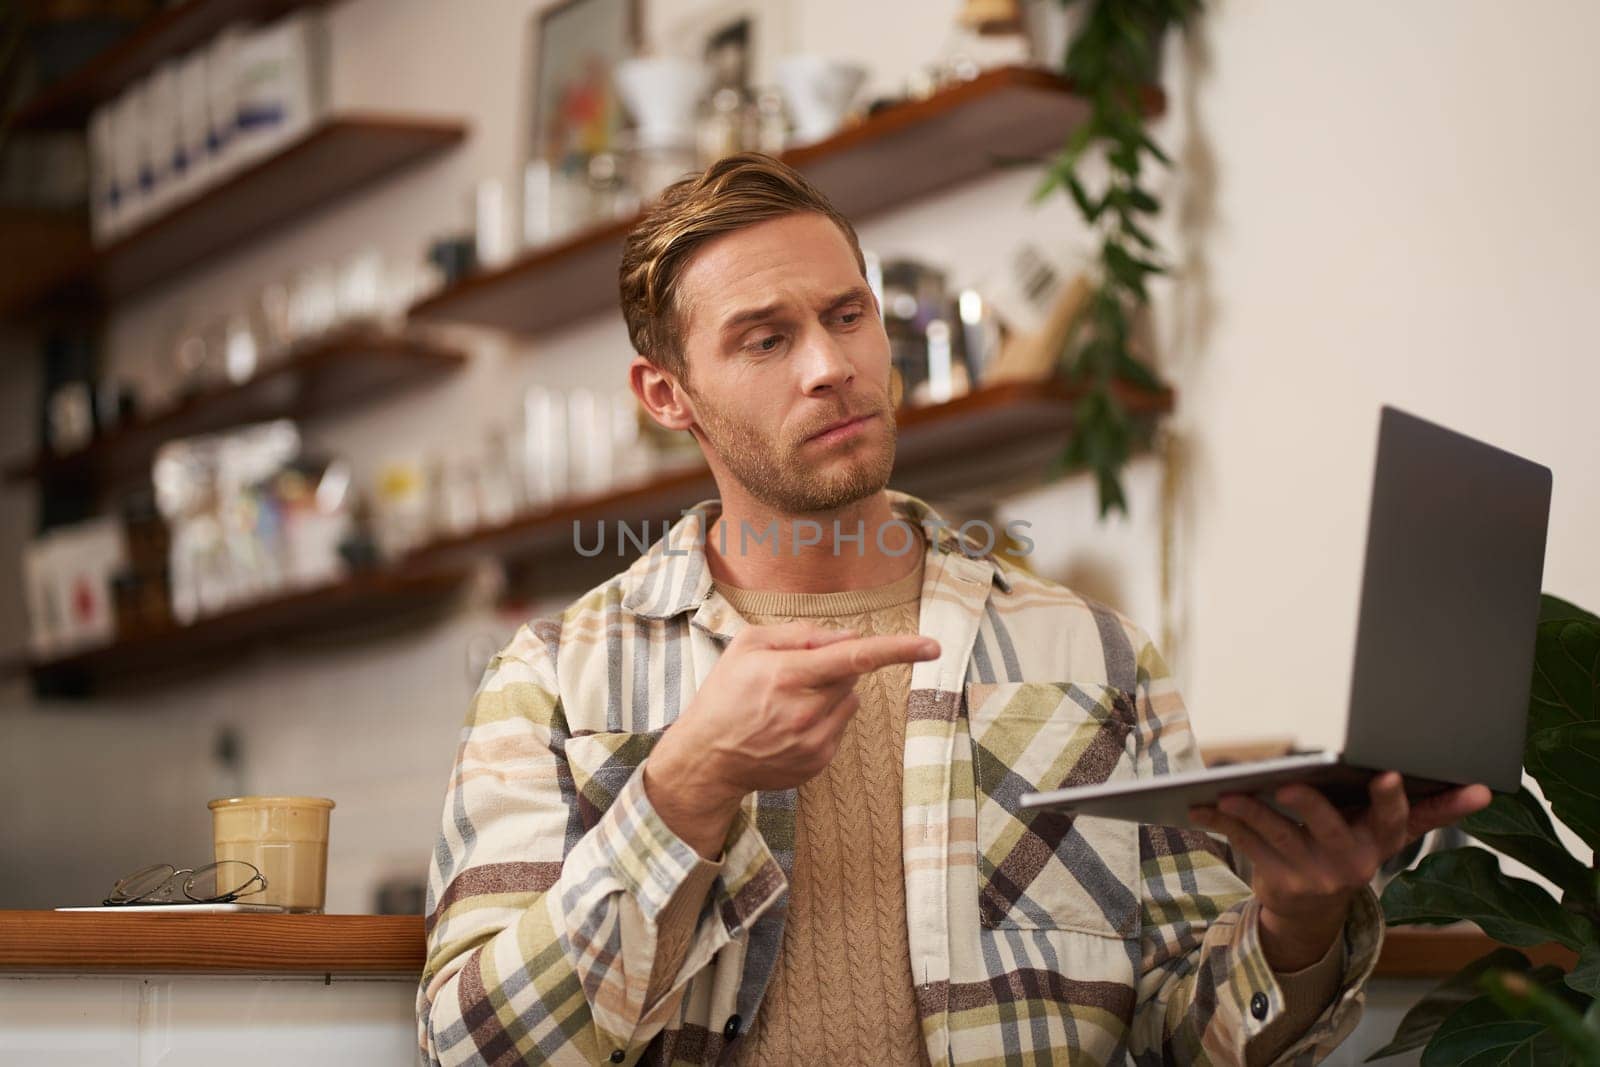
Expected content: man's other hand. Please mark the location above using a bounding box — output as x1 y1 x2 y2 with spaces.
1189 772 1492 971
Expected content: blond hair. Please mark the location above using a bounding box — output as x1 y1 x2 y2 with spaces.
618 152 867 381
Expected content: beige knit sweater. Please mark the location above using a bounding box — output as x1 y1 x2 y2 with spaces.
645 556 1342 1065
718 560 930 1067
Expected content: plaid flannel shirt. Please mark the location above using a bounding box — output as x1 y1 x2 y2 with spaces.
418 491 1382 1065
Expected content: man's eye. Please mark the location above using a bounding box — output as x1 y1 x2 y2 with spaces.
836 310 863 326
752 334 783 352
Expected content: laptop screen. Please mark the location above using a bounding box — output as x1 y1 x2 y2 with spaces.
1340 406 1551 792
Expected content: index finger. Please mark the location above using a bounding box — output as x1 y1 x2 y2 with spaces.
745 620 858 651
791 634 940 686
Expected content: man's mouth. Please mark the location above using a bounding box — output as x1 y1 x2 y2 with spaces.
805 412 877 445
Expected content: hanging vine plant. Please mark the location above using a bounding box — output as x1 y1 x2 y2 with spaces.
1036 0 1201 517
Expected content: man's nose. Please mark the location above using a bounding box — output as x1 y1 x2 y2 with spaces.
798 329 855 394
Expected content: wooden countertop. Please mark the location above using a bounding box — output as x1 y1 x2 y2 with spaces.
0 912 425 976
0 912 1577 979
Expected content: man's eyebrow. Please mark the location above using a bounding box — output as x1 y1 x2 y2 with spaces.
719 301 786 336
824 286 874 312
717 286 874 338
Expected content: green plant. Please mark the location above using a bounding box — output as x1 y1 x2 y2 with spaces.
1369 594 1600 1065
1035 0 1200 517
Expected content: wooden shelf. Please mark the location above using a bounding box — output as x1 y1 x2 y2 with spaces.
10 0 335 131
411 66 1162 336
19 115 466 311
407 378 1174 572
0 911 424 976
28 563 469 693
5 327 467 492
0 916 1576 980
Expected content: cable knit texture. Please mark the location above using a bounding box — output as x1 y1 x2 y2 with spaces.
717 559 931 1067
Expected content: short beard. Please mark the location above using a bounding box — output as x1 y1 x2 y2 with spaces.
688 387 897 514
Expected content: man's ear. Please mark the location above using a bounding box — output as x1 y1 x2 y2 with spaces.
629 355 695 432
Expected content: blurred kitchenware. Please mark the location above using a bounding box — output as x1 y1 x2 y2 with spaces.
960 0 1023 34
1019 0 1086 69
776 56 867 146
615 56 708 151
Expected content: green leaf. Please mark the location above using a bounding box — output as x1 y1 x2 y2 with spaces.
1420 992 1567 1067
1122 216 1159 250
1525 722 1600 854
1568 942 1600 1000
1127 186 1161 213
1138 129 1173 167
1381 847 1590 951
1095 465 1128 518
1462 786 1596 905
1528 617 1599 736
1090 287 1130 343
1132 251 1169 276
1366 948 1533 1061
1066 175 1104 222
1540 595 1600 629
1032 172 1061 204
1480 970 1600 1066
1103 243 1151 301
1108 141 1141 177
1112 354 1163 393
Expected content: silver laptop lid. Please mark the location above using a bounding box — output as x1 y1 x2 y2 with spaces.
1341 406 1551 792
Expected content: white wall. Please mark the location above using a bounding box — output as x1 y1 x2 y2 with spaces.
1163 0 1600 748
2 0 1597 919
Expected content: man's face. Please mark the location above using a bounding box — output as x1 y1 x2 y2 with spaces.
672 212 897 514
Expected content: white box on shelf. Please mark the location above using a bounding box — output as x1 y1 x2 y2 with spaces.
130 76 163 231
232 10 328 166
110 86 149 236
87 104 119 244
144 61 183 218
206 25 245 182
176 49 213 201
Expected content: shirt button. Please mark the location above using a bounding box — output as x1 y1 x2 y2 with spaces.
1249 992 1269 1021
723 1014 742 1040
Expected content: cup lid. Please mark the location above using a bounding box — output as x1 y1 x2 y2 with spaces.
207 795 336 810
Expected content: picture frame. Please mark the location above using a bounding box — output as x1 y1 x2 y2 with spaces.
530 0 642 169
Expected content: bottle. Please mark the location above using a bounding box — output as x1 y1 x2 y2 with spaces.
585 151 638 222
697 87 746 166
751 88 788 156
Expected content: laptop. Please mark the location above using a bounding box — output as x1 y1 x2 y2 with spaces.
1020 406 1552 829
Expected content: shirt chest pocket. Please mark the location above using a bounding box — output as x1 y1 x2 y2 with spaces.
564 728 664 832
965 681 1142 939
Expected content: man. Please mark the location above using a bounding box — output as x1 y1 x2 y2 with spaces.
417 154 1488 1066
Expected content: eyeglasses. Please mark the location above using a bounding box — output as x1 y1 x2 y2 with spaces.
103 860 268 906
